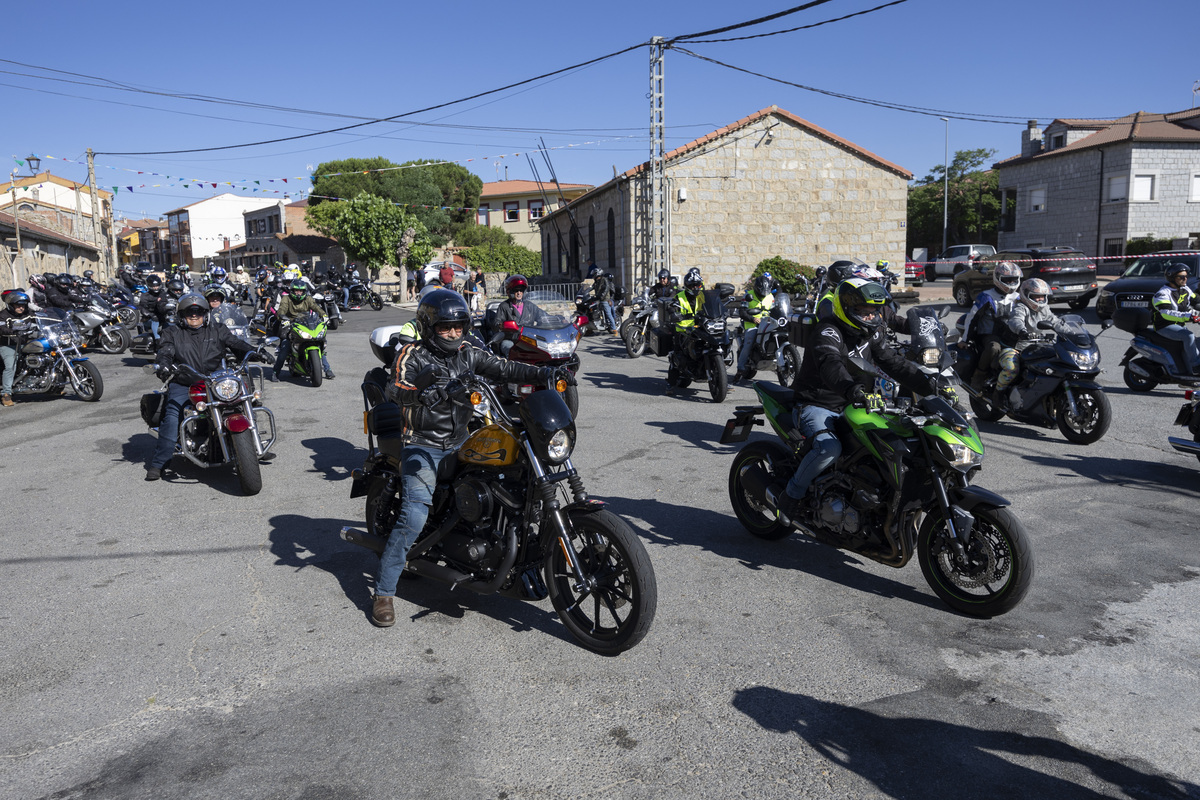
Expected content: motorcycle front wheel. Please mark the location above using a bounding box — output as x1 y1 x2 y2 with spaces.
728 440 793 540
309 350 324 387
99 327 131 354
561 383 579 419
707 353 728 403
369 292 384 311
624 325 646 359
231 429 263 496
545 509 657 656
917 505 1033 617
1057 387 1111 444
71 361 103 402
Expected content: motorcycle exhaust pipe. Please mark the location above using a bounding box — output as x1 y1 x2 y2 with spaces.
1168 436 1200 455
1128 361 1153 378
340 526 386 554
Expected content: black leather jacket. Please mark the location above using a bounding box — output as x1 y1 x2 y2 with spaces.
387 338 546 450
155 319 256 386
794 319 933 411
0 307 34 347
43 286 74 310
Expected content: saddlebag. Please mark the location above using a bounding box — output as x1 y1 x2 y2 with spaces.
648 326 674 357
140 391 167 428
788 313 818 349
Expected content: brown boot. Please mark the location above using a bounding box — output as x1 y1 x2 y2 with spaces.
371 595 395 627
0 394 13 407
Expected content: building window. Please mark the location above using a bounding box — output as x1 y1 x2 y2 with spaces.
1050 133 1065 150
1132 173 1157 202
268 216 276 233
504 202 520 222
528 200 544 219
999 188 1016 232
246 221 254 238
1105 175 1128 202
477 204 490 226
1028 187 1046 213
1190 174 1200 203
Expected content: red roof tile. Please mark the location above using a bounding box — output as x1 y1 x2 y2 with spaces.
480 180 592 198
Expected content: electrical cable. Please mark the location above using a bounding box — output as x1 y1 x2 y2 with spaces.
684 0 909 42
668 0 836 42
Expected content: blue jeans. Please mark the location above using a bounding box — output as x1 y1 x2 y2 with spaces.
342 287 350 308
736 328 759 373
150 320 160 341
376 444 455 597
149 383 191 469
0 344 16 394
784 405 843 501
598 300 617 331
1155 324 1198 373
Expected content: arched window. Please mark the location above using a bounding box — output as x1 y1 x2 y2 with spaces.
607 208 616 273
588 216 596 265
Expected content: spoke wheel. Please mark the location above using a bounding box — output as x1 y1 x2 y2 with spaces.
369 292 384 311
1057 387 1111 444
72 361 103 402
776 344 800 388
918 505 1033 617
545 509 657 656
727 440 794 540
624 327 646 359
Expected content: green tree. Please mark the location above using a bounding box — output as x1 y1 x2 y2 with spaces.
751 256 818 295
463 243 541 275
453 224 514 249
305 194 433 272
906 148 999 257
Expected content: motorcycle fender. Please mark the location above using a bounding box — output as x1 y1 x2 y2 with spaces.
1118 346 1136 366
100 323 123 337
225 413 251 433
350 468 370 498
1063 379 1103 392
565 498 607 514
949 484 1010 511
720 405 763 444
1174 403 1193 427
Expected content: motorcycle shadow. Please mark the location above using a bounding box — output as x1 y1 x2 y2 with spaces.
732 685 1196 800
583 370 676 398
300 436 364 481
642 418 743 454
1022 451 1200 495
268 513 571 642
602 495 942 612
120 433 270 498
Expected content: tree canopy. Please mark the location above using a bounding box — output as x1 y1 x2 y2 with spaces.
305 194 433 271
906 148 999 257
463 242 541 275
309 157 482 246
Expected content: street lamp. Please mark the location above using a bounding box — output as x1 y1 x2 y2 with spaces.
940 117 950 255
24 155 41 176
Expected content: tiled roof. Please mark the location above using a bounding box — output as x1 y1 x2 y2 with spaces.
285 199 309 208
480 180 593 198
0 172 112 200
998 108 1200 167
0 209 101 252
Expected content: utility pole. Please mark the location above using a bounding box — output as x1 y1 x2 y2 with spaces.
647 37 667 289
86 149 105 277
940 118 950 255
8 169 22 286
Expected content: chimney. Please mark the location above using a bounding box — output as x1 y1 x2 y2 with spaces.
1021 120 1043 158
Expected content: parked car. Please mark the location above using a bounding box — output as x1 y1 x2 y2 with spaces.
904 262 925 287
926 244 997 281
1095 251 1200 321
420 261 470 287
951 247 1097 310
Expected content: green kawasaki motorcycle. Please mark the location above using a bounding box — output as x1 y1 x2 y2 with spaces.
283 310 329 387
721 378 1033 617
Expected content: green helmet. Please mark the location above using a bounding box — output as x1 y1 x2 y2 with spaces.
832 278 888 334
288 279 308 300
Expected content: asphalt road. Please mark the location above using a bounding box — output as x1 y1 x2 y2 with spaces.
2 299 1198 800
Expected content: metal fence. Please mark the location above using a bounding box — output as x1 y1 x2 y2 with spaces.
528 280 582 300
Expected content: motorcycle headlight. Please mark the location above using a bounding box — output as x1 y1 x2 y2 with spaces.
922 347 940 366
297 329 312 339
543 340 575 358
705 319 725 334
545 429 573 464
941 440 982 469
1068 349 1099 369
213 378 241 401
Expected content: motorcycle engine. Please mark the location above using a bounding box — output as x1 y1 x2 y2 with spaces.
815 479 884 541
439 475 511 572
24 354 48 369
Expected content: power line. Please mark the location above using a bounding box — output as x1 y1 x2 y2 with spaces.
668 0 837 42
683 0 909 42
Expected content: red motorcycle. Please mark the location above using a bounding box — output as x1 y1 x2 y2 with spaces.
492 315 582 418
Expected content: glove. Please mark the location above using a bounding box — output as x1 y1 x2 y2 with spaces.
938 384 959 405
418 385 448 408
851 386 885 413
543 366 577 387
155 365 172 381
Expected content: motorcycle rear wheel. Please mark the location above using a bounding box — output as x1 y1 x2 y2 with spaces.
1122 362 1158 392
309 350 324 387
231 429 263 496
369 292 384 311
917 505 1033 617
969 392 1005 422
707 353 728 403
71 361 103 402
328 317 340 331
728 440 793 540
545 509 657 656
365 475 399 540
1057 387 1110 444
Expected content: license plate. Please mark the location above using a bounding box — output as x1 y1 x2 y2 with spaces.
1061 284 1086 291
1120 300 1149 308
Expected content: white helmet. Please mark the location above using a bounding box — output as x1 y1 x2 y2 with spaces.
1019 278 1050 312
235 265 245 273
992 261 1022 295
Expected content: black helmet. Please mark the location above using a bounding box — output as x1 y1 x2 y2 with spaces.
83 269 95 280
166 279 186 298
203 284 226 302
4 290 30 309
827 260 858 286
53 273 72 289
504 274 529 298
832 278 889 335
288 280 308 299
78 277 96 292
683 267 703 298
753 274 777 298
1165 262 1190 283
657 269 670 282
415 289 471 356
146 275 164 293
176 293 209 323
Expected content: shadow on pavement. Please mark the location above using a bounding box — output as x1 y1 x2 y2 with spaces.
732 685 1197 800
300 436 364 481
1022 451 1200 496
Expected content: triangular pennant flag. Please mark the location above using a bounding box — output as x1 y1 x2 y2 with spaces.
112 187 119 194
14 158 24 166
282 178 287 183
254 180 259 185
212 183 217 188
127 186 133 192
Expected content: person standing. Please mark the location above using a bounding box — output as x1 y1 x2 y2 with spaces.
464 268 485 312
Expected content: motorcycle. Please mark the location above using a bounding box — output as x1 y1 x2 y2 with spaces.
72 294 133 354
6 308 103 401
721 373 1033 617
732 291 801 388
281 311 329 387
573 287 608 336
341 365 657 655
1169 389 1200 464
141 351 277 496
651 285 734 403
347 279 383 311
102 284 141 330
956 314 1112 444
1114 306 1200 392
313 287 343 330
490 314 583 419
131 298 177 356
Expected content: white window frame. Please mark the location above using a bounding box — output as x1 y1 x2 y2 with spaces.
1131 172 1159 203
1104 172 1128 203
1028 186 1047 214
1189 173 1200 203
528 200 544 220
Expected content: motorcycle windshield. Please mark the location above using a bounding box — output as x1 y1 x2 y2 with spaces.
771 293 793 318
907 307 947 349
34 308 70 324
296 311 324 331
698 289 725 320
215 306 251 337
1056 314 1094 348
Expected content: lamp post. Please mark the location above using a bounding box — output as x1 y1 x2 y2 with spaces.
940 117 950 255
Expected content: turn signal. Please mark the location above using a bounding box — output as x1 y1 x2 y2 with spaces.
555 378 568 393
1186 390 1194 401
469 391 483 406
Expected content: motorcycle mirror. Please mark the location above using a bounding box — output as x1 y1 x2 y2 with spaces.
937 305 951 319
1101 319 1115 330
413 364 438 391
1036 320 1055 330
501 320 521 332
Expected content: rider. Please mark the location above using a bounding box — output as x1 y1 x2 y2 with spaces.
650 268 675 300
733 273 778 383
43 275 75 310
0 290 35 407
371 289 574 627
272 279 334 381
961 261 1023 392
493 274 544 356
147 293 264 481
664 268 706 396
776 278 947 524
203 284 241 329
140 275 166 345
995 278 1073 399
587 264 618 334
1151 262 1200 375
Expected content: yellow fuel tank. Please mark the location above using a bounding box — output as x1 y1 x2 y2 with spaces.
458 423 520 467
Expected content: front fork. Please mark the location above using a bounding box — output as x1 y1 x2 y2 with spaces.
918 436 973 560
524 437 592 590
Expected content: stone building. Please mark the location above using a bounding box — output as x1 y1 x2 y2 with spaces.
240 199 339 271
995 110 1200 262
537 105 911 290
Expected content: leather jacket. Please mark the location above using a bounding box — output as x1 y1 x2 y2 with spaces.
387 338 547 450
155 319 257 386
794 319 933 411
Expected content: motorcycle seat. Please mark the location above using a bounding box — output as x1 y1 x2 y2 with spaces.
755 381 794 408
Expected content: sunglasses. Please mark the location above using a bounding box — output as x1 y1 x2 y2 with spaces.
435 323 466 333
183 310 206 318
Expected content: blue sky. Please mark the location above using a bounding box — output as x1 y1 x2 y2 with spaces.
3 0 1196 222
